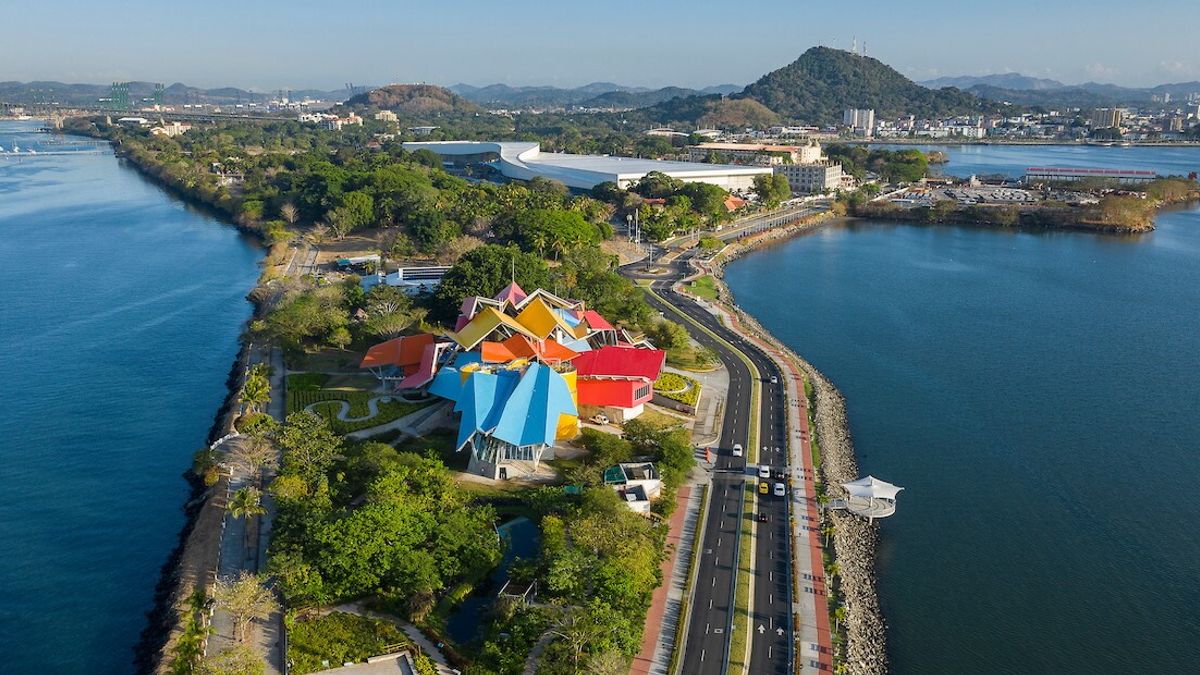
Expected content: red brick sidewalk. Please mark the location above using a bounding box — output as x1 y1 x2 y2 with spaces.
629 485 692 675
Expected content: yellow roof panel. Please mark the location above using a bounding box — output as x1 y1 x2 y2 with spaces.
452 307 538 350
514 297 560 340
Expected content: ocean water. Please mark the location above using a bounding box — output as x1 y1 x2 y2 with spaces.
873 142 1200 179
0 120 262 672
725 145 1200 673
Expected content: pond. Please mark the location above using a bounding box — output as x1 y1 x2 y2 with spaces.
443 516 540 645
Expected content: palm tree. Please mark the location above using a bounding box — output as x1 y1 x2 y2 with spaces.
212 572 278 643
238 364 270 415
229 487 267 562
833 605 848 633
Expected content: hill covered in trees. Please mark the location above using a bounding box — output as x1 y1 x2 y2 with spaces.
344 84 482 115
737 46 996 124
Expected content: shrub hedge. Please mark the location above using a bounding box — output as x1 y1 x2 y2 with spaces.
654 372 701 406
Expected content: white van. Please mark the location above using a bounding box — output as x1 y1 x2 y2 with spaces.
732 444 743 457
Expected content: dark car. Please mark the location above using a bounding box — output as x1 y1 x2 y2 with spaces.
758 512 769 522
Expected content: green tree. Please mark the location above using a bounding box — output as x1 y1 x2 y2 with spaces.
238 363 270 415
213 572 279 643
197 645 264 675
229 486 267 556
410 148 442 168
644 320 689 351
752 173 791 207
276 411 343 488
432 245 551 321
632 171 683 198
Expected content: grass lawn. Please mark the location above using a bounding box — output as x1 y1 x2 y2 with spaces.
290 349 364 372
728 482 755 675
634 408 691 435
666 344 718 373
288 611 411 674
454 479 528 499
287 388 429 435
687 275 720 301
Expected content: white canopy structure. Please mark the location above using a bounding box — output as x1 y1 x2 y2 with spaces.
839 475 903 519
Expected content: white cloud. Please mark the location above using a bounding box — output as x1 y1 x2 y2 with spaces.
1083 62 1119 81
1157 60 1199 79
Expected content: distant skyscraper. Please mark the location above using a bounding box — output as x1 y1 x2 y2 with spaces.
843 108 875 136
1090 107 1123 129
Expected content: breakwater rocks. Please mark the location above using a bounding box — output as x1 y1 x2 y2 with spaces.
703 219 889 674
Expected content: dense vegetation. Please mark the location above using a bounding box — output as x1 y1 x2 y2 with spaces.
825 145 930 183
738 46 997 124
342 84 483 115
268 411 503 612
287 612 412 674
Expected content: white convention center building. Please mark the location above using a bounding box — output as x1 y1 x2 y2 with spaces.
401 141 772 191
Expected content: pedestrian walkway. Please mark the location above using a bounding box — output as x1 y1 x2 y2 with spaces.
205 346 286 674
671 363 728 448
629 484 703 675
522 632 554 675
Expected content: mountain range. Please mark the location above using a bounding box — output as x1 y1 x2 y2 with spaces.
0 80 344 106
920 73 1200 107
447 82 742 109
921 73 1067 91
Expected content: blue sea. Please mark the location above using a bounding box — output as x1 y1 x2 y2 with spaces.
0 120 262 672
725 144 1200 673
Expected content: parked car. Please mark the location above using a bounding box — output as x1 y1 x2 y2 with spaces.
758 465 771 479
732 443 743 457
591 413 609 425
759 481 769 495
773 482 786 497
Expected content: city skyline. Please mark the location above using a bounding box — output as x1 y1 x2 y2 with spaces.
4 0 1200 91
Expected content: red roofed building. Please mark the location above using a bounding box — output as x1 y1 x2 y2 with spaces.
359 333 435 375
360 333 444 389
574 345 666 422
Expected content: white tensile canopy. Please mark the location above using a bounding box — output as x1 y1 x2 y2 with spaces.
842 475 903 502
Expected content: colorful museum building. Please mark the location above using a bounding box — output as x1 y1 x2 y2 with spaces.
360 282 666 480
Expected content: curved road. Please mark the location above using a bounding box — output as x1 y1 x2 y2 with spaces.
623 251 793 675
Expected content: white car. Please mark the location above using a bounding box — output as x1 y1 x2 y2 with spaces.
732 444 743 457
770 376 778 385
591 413 609 425
773 482 786 497
758 465 771 479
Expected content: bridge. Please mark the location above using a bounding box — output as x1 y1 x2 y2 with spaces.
3 103 295 125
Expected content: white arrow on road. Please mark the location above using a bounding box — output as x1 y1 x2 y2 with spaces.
758 624 765 634
777 627 785 636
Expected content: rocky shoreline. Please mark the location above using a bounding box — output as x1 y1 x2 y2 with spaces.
135 337 254 674
702 215 890 675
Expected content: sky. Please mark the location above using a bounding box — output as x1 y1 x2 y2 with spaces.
4 0 1200 91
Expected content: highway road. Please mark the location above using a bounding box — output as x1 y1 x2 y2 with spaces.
623 250 793 675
